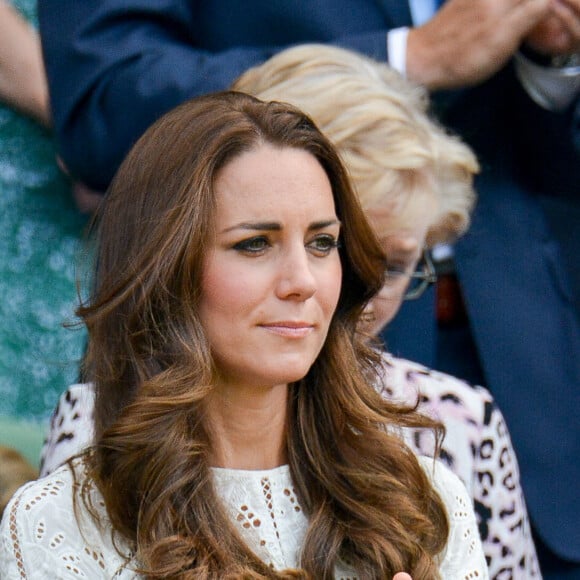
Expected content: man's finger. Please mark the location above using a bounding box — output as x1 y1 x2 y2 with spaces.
553 0 580 46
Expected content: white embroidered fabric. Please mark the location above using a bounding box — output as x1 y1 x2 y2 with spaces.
0 457 488 579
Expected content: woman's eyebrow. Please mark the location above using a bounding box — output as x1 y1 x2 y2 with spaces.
221 222 281 233
309 219 341 231
221 219 340 234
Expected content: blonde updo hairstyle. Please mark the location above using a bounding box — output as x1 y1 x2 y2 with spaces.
233 44 479 247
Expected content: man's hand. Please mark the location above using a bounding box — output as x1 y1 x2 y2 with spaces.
525 0 580 55
406 0 550 90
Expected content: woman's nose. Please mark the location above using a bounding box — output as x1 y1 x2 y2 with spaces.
275 247 317 301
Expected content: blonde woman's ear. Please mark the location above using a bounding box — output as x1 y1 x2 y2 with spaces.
393 574 413 580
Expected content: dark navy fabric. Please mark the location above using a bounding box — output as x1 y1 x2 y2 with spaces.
39 0 409 191
38 0 580 566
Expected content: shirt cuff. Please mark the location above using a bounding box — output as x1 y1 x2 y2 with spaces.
514 51 580 112
387 27 410 77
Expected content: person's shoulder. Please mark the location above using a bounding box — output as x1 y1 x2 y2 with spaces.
40 383 96 477
417 456 489 577
45 382 96 436
54 382 96 418
417 456 481 552
1 459 133 578
0 461 77 576
6 460 77 513
379 352 493 417
417 455 471 506
2 460 92 541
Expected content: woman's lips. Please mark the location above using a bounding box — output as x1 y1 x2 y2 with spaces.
259 322 315 338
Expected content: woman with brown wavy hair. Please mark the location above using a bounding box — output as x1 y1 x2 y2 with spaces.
0 91 487 578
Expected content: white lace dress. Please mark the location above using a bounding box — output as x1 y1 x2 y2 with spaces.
0 456 488 579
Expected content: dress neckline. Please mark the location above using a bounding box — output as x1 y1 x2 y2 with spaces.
211 464 291 478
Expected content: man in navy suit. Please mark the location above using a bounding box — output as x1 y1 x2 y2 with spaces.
37 1 580 576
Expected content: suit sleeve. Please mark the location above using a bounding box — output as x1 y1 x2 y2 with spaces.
37 0 389 190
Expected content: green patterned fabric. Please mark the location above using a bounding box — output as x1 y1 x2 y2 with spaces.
0 0 87 429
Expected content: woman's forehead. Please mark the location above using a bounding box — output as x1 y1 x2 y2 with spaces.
365 192 438 236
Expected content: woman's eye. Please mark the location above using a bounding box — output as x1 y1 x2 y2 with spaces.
307 234 341 256
233 236 270 254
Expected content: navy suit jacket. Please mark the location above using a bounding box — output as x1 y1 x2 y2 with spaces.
38 0 580 561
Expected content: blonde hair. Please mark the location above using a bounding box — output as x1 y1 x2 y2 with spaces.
233 44 479 246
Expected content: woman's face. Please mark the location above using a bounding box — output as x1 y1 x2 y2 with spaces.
362 192 438 336
199 144 343 392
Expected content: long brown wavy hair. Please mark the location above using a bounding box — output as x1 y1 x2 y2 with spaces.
78 91 448 578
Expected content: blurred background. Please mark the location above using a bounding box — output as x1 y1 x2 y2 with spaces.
0 0 87 463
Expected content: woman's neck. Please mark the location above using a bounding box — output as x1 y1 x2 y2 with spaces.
207 382 289 470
